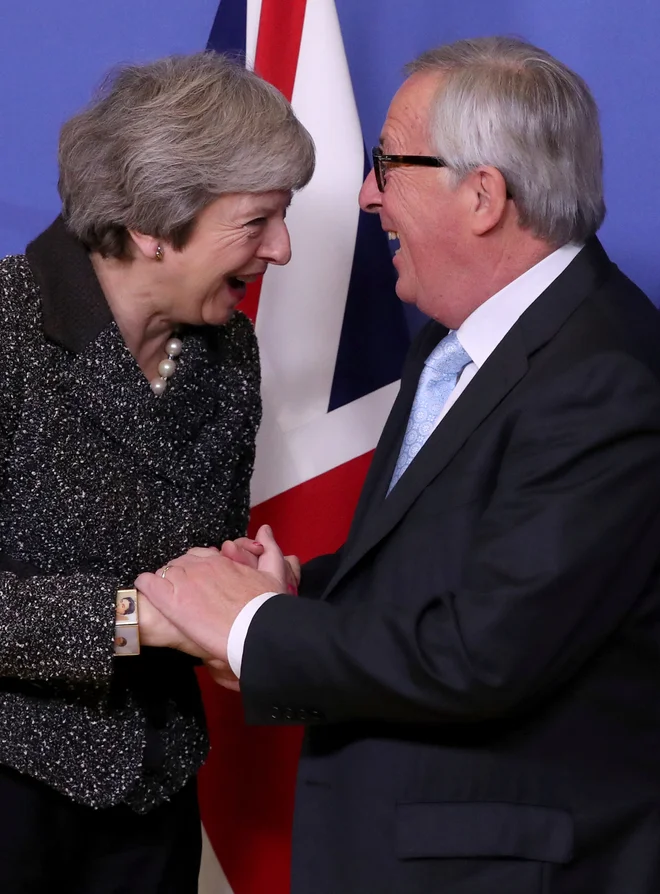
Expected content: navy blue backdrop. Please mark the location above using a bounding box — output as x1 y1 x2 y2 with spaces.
1 0 658 302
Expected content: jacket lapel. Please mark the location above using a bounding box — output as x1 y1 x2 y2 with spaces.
343 323 444 541
321 237 612 597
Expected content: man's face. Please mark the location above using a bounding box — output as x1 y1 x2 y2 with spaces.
359 72 470 322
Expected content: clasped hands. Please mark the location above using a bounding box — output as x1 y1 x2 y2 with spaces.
135 526 300 690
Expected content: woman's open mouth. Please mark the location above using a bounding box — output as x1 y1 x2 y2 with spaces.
227 275 248 294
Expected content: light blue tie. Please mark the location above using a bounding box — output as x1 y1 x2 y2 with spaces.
388 330 471 493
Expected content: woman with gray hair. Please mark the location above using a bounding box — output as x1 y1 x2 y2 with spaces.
0 51 313 891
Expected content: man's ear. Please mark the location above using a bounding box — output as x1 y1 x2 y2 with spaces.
465 166 510 236
127 230 161 261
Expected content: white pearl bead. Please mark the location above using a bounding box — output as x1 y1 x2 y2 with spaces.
150 377 167 396
166 338 183 357
158 358 176 378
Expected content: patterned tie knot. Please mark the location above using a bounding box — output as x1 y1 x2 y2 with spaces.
424 330 471 379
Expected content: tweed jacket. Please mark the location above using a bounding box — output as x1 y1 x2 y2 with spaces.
0 217 261 811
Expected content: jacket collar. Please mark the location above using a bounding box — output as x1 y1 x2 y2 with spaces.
25 215 113 352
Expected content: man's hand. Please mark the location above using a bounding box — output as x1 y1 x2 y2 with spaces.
221 525 301 593
137 592 210 660
135 535 286 666
139 593 241 690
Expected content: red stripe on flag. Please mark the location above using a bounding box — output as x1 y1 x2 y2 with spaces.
198 450 374 894
254 0 307 102
198 675 301 894
236 0 306 323
236 280 261 324
247 450 374 557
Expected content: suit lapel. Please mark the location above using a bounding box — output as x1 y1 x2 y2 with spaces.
322 237 613 597
344 323 445 541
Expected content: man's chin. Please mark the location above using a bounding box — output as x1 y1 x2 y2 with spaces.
394 280 415 306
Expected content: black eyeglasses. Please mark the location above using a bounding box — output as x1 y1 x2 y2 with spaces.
372 146 447 192
371 146 514 199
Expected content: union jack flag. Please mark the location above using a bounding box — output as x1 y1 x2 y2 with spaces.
198 1 409 891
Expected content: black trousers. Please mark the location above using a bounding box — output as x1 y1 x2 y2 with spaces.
0 764 201 893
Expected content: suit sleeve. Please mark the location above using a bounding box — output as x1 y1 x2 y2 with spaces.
299 552 342 600
240 353 660 725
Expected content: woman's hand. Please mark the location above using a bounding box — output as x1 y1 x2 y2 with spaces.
221 525 301 594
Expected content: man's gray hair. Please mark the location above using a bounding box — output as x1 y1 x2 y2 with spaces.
58 52 316 258
406 37 605 245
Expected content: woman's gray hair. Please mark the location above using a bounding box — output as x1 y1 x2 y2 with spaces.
58 52 316 258
406 37 605 245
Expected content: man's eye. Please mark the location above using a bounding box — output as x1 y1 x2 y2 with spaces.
246 217 267 227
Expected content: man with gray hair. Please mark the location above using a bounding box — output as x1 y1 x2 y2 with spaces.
140 37 660 894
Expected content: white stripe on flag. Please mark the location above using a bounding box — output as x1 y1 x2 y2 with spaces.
251 380 399 504
199 825 234 894
251 0 397 504
245 0 262 67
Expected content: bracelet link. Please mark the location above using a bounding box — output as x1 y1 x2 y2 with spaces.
114 587 140 656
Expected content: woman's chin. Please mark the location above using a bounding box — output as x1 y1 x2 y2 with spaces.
199 290 245 326
201 311 231 327
201 304 237 326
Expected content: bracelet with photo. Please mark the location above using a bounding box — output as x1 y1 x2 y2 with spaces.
114 587 140 656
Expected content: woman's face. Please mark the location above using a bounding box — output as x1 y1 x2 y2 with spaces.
117 598 131 615
156 190 292 326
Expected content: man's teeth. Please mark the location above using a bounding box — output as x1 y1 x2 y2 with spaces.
387 231 399 241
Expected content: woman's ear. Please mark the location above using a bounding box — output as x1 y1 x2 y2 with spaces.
127 230 162 261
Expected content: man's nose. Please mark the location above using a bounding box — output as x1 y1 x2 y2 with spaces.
359 167 382 214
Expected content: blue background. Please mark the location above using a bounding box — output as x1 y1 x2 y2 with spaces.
1 0 658 302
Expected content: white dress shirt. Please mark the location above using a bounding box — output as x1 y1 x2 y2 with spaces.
227 242 584 677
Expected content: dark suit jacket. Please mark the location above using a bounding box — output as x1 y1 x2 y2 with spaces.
241 239 660 894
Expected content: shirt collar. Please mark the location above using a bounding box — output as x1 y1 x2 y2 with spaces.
457 242 584 368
